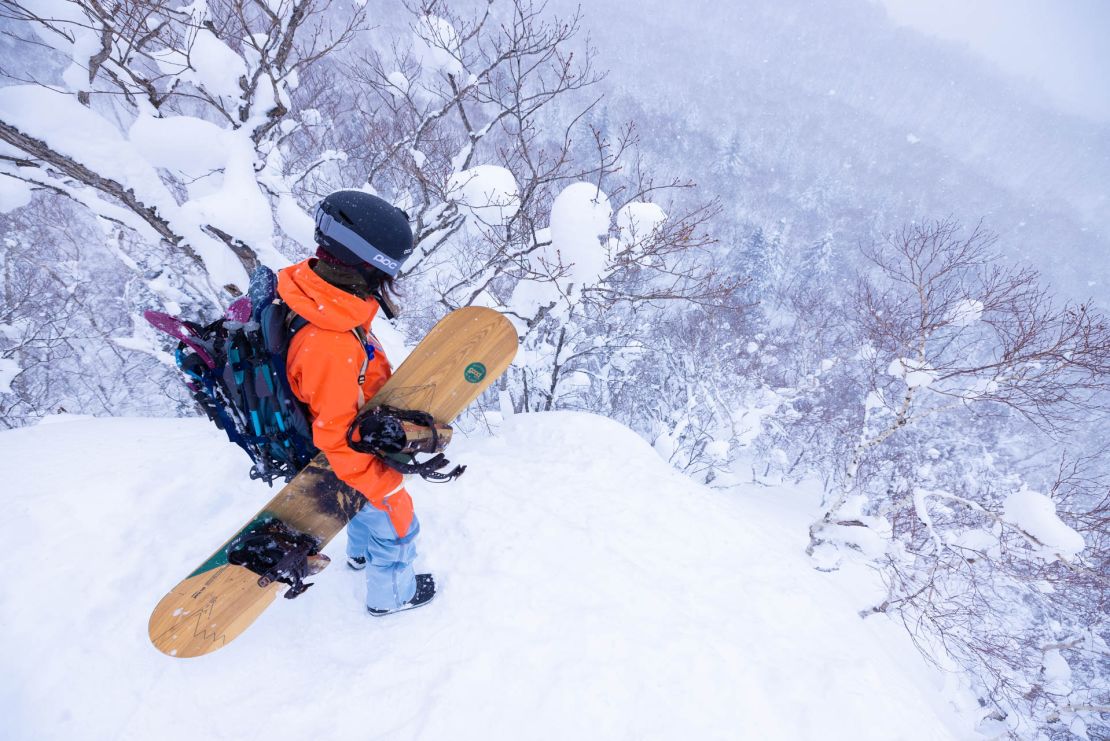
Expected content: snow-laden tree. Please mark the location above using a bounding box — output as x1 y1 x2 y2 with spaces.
0 196 194 424
810 220 1110 562
0 0 363 301
0 0 741 452
298 0 742 437
0 0 369 423
751 219 1110 737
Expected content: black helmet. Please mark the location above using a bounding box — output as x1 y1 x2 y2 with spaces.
314 190 414 277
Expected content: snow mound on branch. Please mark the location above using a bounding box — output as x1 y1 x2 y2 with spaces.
1041 649 1073 695
888 357 937 389
180 144 274 251
0 412 977 740
705 438 730 461
509 277 560 316
0 355 19 393
1003 488 1085 561
151 28 246 103
387 71 410 95
0 85 250 289
949 299 984 327
0 85 161 188
275 193 316 249
60 27 103 91
413 14 463 76
547 182 612 290
0 176 32 213
448 165 520 226
616 201 667 245
129 115 231 181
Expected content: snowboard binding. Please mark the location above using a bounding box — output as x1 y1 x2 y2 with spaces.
226 518 326 599
346 405 465 482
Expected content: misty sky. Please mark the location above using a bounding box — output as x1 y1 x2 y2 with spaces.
877 0 1110 122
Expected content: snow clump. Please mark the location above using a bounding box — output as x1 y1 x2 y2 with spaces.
0 176 32 213
887 357 937 389
547 182 613 291
448 165 520 226
615 201 666 246
1003 488 1085 561
949 299 984 326
129 115 231 183
413 15 463 76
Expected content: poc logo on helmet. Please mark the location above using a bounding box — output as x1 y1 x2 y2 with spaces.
373 254 399 270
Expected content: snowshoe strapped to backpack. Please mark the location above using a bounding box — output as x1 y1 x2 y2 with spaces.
144 266 318 485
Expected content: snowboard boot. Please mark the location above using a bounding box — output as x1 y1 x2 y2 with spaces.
347 555 366 570
368 574 436 617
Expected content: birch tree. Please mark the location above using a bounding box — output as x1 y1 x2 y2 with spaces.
809 219 1110 565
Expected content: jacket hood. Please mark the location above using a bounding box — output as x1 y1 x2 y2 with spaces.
277 259 379 332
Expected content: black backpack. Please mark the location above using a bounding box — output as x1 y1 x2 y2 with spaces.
147 266 369 484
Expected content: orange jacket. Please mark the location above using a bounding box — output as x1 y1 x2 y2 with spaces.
277 259 414 537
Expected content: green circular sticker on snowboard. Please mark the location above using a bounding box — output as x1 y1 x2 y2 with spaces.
464 362 487 384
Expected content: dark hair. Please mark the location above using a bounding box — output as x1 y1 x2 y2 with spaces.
373 269 399 303
315 244 400 310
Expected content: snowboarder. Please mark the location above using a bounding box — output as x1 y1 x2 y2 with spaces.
276 190 435 616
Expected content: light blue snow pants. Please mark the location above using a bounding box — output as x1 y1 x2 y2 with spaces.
346 503 420 611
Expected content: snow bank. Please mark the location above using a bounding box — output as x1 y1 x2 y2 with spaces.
0 413 974 740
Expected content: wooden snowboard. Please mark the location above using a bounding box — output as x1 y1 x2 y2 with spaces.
148 306 517 658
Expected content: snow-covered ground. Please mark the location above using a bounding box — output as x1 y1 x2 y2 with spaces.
1 412 978 740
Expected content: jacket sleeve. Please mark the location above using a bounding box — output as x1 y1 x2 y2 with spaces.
286 326 403 506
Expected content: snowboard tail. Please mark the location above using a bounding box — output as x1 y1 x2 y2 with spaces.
149 307 517 658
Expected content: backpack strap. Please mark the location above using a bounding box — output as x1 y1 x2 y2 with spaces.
281 301 369 387
283 307 310 335
351 326 371 386
279 301 373 432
